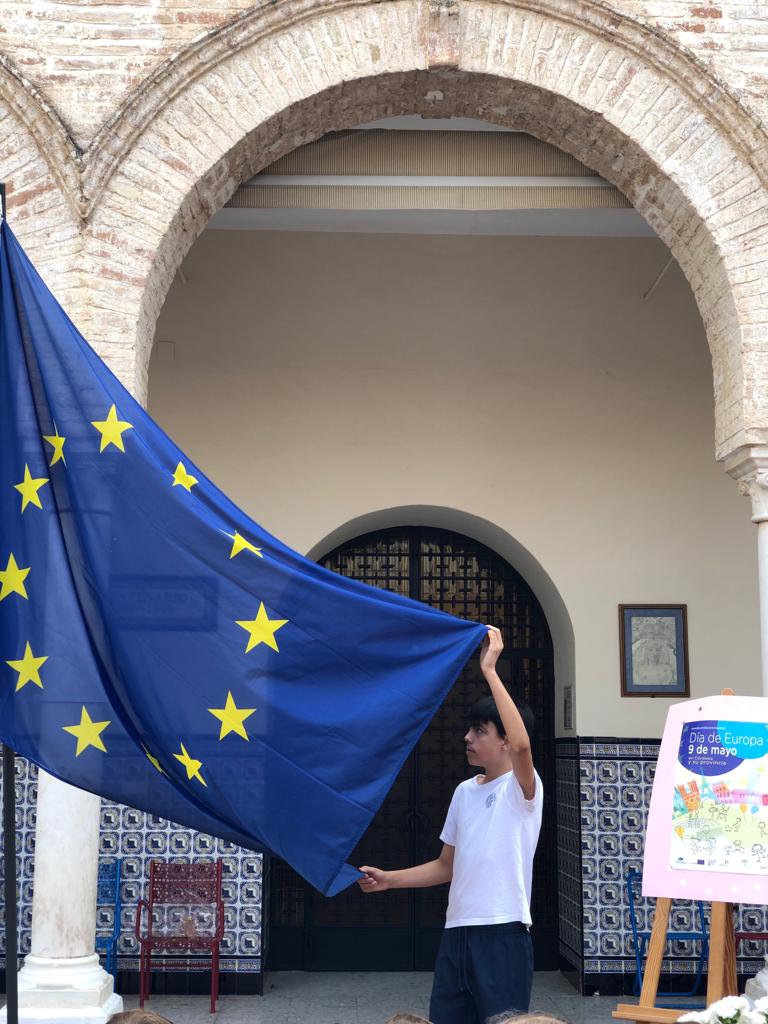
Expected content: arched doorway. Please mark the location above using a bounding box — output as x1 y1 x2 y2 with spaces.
268 525 557 971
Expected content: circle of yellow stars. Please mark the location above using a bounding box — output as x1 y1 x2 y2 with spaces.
5 399 289 793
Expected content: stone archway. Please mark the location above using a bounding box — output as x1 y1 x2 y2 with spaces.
272 521 559 971
0 53 81 291
302 507 575 969
65 0 768 464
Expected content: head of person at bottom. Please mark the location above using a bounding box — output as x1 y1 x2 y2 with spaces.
465 694 534 776
485 1013 572 1024
108 1012 175 1024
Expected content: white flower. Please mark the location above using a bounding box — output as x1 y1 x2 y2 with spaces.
754 997 768 1016
677 1012 711 1024
708 996 751 1024
741 1011 768 1024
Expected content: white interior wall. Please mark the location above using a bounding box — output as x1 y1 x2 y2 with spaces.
149 230 761 738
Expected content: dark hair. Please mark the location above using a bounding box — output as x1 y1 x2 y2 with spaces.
468 694 534 741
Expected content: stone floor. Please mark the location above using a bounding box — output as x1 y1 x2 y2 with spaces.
120 970 684 1023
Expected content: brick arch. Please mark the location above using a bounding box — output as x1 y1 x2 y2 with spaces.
0 53 81 291
80 0 768 459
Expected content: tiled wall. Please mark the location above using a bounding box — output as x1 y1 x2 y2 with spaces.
556 739 583 973
3 756 37 958
4 746 768 994
99 800 263 981
1 757 264 989
572 739 768 993
579 739 661 989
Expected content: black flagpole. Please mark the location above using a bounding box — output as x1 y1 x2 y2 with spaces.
1 181 20 1024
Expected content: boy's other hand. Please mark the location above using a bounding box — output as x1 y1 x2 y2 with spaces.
479 625 503 676
357 865 392 893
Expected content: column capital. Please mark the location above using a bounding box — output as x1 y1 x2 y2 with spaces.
725 445 768 523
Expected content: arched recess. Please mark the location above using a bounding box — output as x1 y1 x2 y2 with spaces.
76 0 768 459
270 517 561 971
306 504 575 735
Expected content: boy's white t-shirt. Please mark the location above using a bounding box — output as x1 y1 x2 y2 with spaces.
440 769 543 928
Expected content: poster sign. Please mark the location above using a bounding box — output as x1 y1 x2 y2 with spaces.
644 694 768 901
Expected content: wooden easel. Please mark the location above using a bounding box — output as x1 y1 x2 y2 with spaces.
614 689 740 1024
613 898 738 1023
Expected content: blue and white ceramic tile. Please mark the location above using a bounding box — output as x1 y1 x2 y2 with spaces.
579 739 768 981
100 795 263 972
0 757 262 976
556 743 583 967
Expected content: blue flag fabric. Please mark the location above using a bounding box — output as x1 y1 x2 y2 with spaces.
0 221 486 895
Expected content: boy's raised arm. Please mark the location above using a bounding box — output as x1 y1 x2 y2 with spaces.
480 626 536 800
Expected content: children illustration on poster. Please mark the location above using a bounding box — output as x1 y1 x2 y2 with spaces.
671 719 768 875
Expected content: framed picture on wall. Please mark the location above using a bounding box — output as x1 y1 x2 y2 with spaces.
619 604 689 697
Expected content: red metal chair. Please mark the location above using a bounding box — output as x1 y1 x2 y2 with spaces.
135 860 224 1014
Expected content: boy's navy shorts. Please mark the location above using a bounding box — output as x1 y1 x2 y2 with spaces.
429 921 533 1024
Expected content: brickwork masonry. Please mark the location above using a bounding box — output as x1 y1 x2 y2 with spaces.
0 0 766 460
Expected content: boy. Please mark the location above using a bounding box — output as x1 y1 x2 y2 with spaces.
358 625 543 1024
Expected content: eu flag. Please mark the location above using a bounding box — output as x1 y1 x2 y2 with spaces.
0 221 486 896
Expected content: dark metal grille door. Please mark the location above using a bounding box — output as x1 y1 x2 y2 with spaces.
267 527 557 971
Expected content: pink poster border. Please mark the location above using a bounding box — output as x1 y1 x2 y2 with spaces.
643 693 768 903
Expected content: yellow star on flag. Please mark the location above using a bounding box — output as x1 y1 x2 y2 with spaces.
91 404 133 453
0 553 30 602
14 464 49 512
6 642 48 692
209 691 256 740
236 602 288 653
43 426 66 466
225 531 263 560
144 747 165 774
172 462 198 491
173 743 207 787
63 707 111 757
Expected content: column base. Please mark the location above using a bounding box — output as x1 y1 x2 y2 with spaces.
1 953 123 1023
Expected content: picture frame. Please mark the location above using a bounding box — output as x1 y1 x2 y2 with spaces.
619 604 689 698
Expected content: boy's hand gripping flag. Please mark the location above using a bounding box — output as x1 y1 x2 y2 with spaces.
0 221 486 895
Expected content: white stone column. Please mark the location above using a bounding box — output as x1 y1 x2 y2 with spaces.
2 771 122 1023
726 446 768 1000
725 445 768 697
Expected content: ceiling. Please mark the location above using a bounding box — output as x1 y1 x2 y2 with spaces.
208 117 655 237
